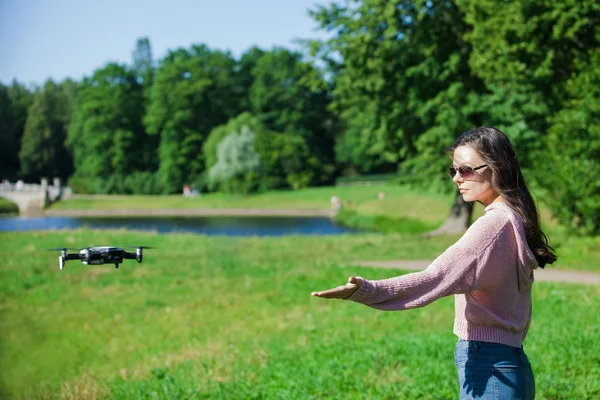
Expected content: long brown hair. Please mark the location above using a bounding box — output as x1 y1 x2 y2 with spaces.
448 126 557 268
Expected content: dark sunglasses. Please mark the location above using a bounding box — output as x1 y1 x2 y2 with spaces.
448 164 487 179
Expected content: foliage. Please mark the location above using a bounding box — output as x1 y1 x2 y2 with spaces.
1 80 34 180
261 132 317 190
207 126 262 194
309 0 484 184
203 112 260 171
67 172 164 195
205 113 319 193
460 0 600 233
145 45 244 193
248 47 337 184
310 0 600 231
67 63 151 183
19 80 74 181
0 198 18 215
535 50 600 235
0 84 19 179
458 0 600 166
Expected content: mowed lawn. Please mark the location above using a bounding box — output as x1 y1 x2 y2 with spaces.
0 228 599 399
47 184 600 272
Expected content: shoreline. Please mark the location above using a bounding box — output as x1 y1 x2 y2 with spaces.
43 208 337 218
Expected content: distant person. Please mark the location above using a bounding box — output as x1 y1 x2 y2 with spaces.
330 195 342 211
312 127 556 399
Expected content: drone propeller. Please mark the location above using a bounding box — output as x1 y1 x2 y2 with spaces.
125 246 155 249
47 247 79 251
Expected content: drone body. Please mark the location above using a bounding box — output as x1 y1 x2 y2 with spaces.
53 246 150 270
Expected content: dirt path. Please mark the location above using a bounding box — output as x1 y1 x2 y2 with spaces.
350 260 600 285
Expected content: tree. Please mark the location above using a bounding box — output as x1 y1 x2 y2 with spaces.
248 47 337 184
236 46 266 111
310 0 600 234
537 50 600 235
459 0 600 234
67 63 150 184
1 81 33 179
458 0 600 165
145 45 244 193
310 0 485 232
19 80 73 181
0 84 19 179
207 126 262 194
204 112 318 193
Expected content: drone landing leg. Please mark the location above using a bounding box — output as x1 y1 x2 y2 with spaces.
115 263 119 268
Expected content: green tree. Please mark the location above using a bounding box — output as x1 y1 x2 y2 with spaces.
310 0 482 178
237 46 266 112
19 80 73 181
207 126 262 194
310 0 485 232
145 45 244 193
0 84 19 179
248 47 337 184
204 113 318 193
67 63 150 183
2 81 33 179
538 50 600 235
460 0 600 234
458 0 600 165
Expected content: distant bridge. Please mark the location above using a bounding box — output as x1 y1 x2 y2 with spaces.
0 178 71 215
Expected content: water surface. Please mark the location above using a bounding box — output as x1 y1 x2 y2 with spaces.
0 215 360 236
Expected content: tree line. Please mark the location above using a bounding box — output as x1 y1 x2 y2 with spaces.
1 0 598 234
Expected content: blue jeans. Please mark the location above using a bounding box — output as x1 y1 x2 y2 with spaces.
455 339 535 399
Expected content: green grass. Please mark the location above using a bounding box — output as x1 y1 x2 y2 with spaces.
46 184 600 272
1 230 599 399
48 184 453 214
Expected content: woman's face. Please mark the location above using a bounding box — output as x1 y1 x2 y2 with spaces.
451 145 500 206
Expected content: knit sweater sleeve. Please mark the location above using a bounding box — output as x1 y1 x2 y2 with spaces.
345 212 505 310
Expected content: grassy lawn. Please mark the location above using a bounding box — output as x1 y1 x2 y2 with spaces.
0 230 598 399
48 184 453 215
41 184 600 272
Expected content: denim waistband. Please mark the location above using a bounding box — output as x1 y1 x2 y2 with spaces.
455 339 530 367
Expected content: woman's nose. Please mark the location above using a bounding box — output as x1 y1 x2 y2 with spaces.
452 172 463 184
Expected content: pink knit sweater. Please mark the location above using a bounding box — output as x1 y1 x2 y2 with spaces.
346 202 539 348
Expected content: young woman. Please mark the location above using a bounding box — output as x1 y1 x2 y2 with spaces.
311 127 556 399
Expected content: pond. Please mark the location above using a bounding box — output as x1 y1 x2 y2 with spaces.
0 215 361 236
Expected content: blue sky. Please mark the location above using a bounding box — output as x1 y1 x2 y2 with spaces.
0 0 331 86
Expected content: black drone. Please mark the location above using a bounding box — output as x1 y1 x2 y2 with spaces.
50 246 152 270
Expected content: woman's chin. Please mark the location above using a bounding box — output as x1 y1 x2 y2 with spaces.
461 193 475 203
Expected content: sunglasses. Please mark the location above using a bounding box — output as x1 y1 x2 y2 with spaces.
448 164 487 179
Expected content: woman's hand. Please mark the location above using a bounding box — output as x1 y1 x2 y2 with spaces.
311 276 363 299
